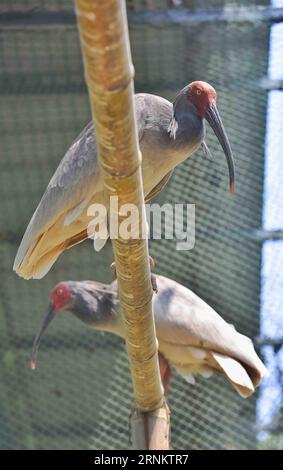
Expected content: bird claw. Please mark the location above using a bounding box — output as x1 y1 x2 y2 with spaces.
110 256 158 293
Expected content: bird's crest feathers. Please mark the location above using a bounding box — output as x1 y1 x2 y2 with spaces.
168 116 178 140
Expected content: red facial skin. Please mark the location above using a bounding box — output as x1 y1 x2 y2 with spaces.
51 283 73 311
187 81 217 117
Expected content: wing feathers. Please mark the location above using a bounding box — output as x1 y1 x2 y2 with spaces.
64 198 90 226
210 351 254 398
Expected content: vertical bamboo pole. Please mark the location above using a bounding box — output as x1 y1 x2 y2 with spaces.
74 0 170 449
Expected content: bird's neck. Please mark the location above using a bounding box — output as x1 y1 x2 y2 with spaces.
70 287 124 336
168 101 204 151
93 300 124 336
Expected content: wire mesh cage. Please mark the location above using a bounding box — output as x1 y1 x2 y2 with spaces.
0 0 282 450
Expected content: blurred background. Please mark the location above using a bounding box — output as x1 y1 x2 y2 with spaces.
0 0 282 450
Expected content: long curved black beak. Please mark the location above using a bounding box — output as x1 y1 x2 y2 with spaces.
205 101 235 193
30 303 56 370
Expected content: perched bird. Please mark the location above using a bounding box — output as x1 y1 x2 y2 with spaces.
14 81 235 280
30 275 267 398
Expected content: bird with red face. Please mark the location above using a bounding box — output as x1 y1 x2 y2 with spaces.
14 81 235 280
30 275 268 398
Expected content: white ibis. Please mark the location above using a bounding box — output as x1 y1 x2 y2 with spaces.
30 275 267 398
14 81 235 280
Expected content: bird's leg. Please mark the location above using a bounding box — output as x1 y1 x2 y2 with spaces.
158 352 172 396
111 255 158 294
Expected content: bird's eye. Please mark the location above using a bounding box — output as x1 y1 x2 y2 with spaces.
196 89 202 95
58 288 63 295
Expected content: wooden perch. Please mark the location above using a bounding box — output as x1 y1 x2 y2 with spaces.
74 0 170 449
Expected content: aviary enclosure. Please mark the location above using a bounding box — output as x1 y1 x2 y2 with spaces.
0 0 283 450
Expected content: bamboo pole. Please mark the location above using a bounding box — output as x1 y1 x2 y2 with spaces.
74 0 170 449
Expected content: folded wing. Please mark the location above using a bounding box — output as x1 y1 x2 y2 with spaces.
153 276 268 397
13 95 152 279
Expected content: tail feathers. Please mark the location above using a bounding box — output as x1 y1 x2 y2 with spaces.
14 228 88 280
13 210 39 272
210 351 255 398
14 244 63 279
29 249 62 279
234 332 269 386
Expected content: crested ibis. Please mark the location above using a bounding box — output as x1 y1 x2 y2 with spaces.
14 81 235 280
30 275 267 398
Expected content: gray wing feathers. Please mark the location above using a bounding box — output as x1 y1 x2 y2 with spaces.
14 95 150 270
14 122 99 269
154 276 268 379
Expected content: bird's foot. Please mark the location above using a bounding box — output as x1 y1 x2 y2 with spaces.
110 256 158 294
